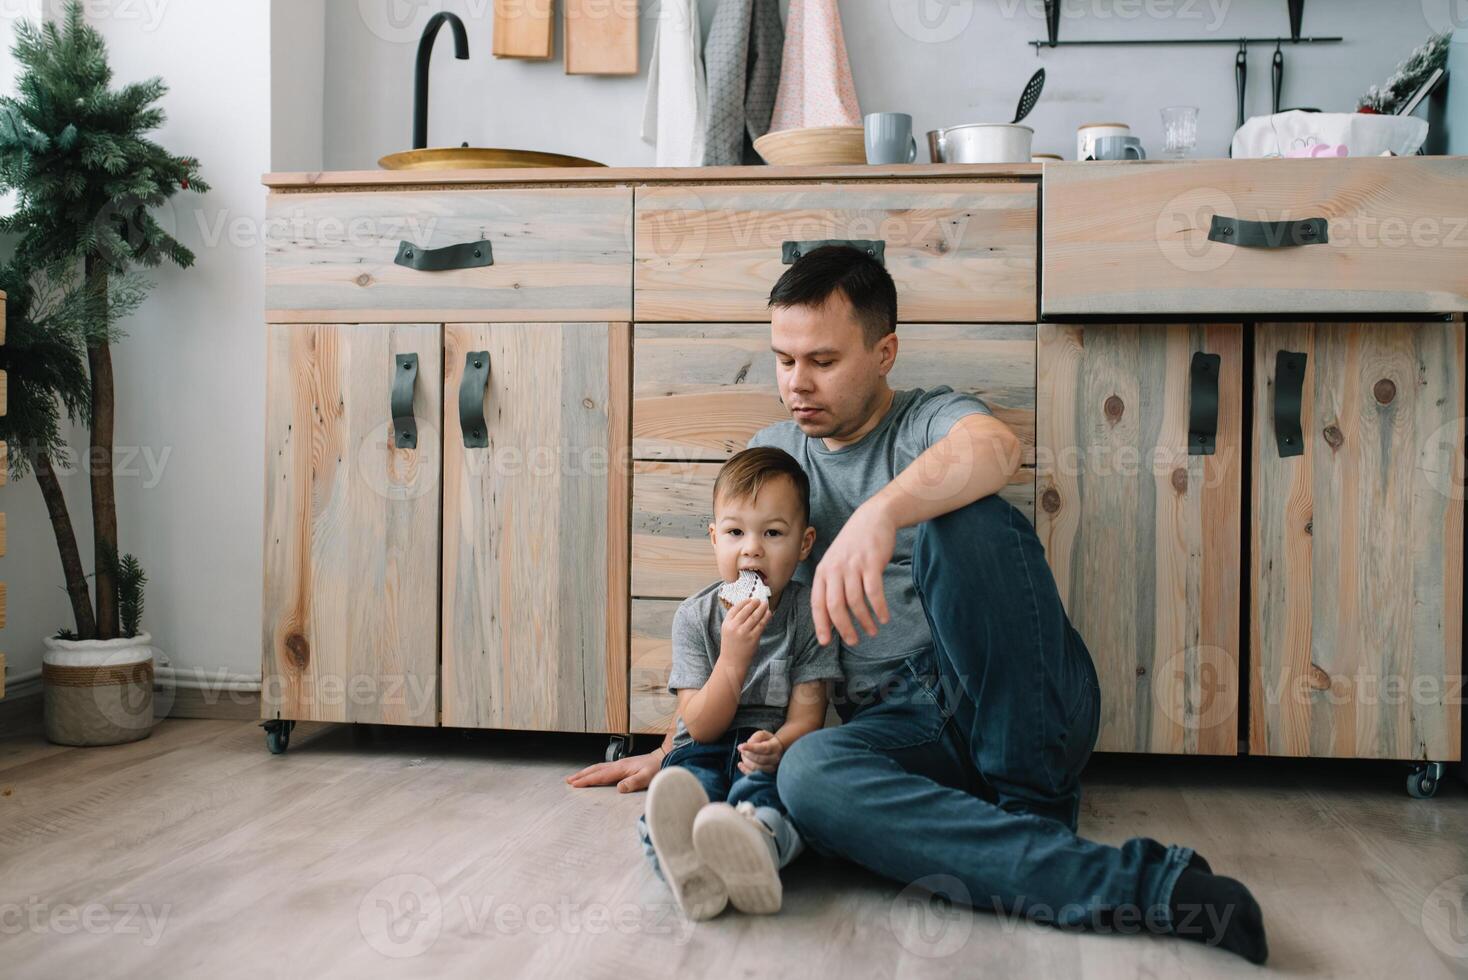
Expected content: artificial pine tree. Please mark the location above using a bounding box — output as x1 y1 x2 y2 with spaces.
0 0 205 639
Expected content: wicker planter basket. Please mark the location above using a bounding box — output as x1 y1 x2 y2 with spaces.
41 632 156 746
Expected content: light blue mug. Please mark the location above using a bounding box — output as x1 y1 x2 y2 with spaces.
865 112 918 165
1093 135 1146 160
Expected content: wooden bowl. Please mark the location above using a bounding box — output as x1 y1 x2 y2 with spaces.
753 126 867 166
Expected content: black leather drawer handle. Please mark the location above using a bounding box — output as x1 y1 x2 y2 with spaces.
1188 351 1221 456
1273 349 1307 458
782 240 886 265
391 352 419 450
1208 215 1327 248
394 239 494 271
459 351 491 449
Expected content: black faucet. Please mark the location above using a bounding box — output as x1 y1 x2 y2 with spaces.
412 12 469 150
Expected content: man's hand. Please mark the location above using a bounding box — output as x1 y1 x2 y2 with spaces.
720 596 771 660
565 750 662 793
811 500 895 647
736 729 785 775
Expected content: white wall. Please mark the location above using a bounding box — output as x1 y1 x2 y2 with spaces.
273 0 326 173
320 0 1450 170
0 2 273 694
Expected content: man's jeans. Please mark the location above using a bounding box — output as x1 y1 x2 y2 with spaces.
775 494 1195 931
637 727 804 880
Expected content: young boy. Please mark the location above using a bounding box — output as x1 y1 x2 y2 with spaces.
636 447 841 921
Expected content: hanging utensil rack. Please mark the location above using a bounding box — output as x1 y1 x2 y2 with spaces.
1029 0 1341 50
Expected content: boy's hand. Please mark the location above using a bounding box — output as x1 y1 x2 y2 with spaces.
737 729 785 775
719 597 771 662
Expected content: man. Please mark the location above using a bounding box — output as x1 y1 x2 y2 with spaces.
568 246 1266 963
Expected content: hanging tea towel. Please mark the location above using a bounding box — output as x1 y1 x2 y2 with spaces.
769 0 861 131
642 0 707 166
702 0 784 165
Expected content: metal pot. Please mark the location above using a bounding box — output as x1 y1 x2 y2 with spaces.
927 123 1034 164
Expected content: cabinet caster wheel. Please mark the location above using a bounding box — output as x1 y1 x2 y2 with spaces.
1407 762 1445 799
263 720 295 755
606 735 629 762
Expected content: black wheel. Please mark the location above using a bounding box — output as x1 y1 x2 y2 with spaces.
606 735 629 762
1407 762 1445 799
263 720 295 755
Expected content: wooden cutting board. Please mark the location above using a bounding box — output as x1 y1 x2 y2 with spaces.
564 0 638 75
493 0 554 59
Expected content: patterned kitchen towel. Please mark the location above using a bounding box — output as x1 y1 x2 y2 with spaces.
770 0 861 132
702 0 784 166
641 0 707 167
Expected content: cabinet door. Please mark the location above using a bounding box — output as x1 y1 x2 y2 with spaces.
1251 321 1464 760
1038 323 1243 755
442 323 630 733
262 323 442 726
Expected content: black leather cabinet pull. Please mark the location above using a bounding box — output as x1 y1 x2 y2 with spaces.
459 351 491 449
394 239 494 271
1188 351 1221 456
1208 215 1327 248
1273 350 1307 458
391 353 419 450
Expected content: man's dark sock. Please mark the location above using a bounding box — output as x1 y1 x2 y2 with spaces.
1186 850 1213 875
1167 867 1268 964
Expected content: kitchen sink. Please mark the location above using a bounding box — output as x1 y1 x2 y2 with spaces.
378 147 606 170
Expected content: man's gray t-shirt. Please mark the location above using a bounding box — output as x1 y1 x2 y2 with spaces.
747 386 994 684
668 579 843 749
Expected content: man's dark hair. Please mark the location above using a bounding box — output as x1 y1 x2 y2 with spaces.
713 446 811 527
767 244 897 347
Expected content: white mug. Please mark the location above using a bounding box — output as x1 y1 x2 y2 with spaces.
1077 122 1130 161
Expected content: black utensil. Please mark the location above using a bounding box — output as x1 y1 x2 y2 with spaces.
1272 42 1283 113
1013 68 1045 124
1235 40 1248 129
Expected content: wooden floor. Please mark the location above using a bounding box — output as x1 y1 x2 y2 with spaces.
2 714 1465 978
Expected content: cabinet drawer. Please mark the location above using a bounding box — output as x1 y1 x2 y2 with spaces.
1043 158 1468 316
634 182 1036 321
265 187 632 322
633 322 1036 463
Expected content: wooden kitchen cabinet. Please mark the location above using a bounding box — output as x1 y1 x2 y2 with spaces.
1251 320 1464 761
440 322 630 734
1037 322 1244 755
262 323 443 727
259 160 1464 790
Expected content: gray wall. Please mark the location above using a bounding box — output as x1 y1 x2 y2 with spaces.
321 0 1456 170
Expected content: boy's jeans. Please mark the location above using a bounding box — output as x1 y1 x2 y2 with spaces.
637 727 804 880
774 494 1196 931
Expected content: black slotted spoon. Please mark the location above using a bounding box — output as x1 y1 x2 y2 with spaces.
1013 68 1046 123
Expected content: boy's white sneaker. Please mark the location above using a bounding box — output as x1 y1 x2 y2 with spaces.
692 801 783 914
645 768 727 921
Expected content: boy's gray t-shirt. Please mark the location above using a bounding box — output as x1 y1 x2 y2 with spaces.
668 579 842 749
747 386 994 684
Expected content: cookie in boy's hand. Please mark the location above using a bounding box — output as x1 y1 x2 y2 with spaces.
718 570 772 610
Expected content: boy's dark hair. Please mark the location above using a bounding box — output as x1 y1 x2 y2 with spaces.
767 244 898 347
713 447 811 527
